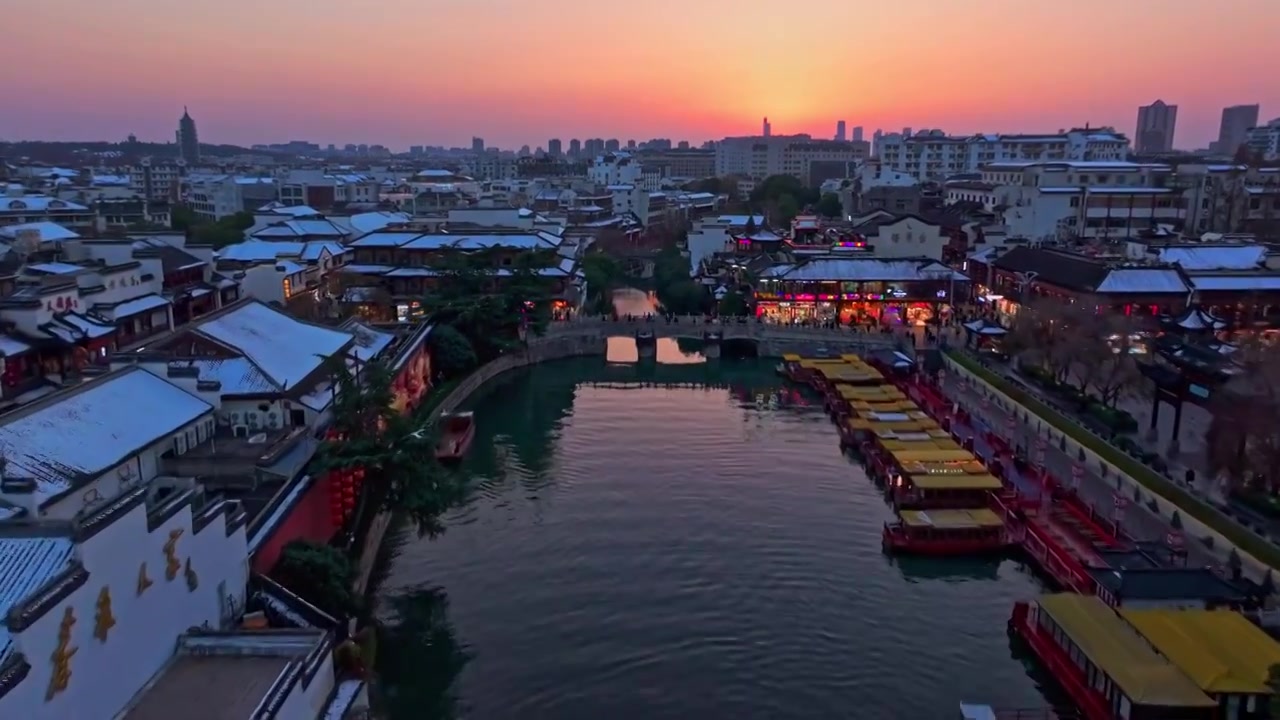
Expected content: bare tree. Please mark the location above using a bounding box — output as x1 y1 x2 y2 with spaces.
1088 314 1146 408
1007 297 1090 386
1204 339 1280 491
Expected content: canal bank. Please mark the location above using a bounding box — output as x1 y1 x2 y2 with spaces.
374 353 1055 719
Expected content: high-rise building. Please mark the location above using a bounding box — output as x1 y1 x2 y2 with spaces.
836 120 847 142
548 138 563 157
472 137 485 153
176 107 199 164
763 117 771 137
872 129 884 157
902 127 913 137
1216 104 1260 155
853 126 864 143
1135 100 1177 154
569 138 581 158
605 138 620 152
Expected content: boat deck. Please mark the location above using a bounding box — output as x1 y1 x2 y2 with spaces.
907 382 1042 500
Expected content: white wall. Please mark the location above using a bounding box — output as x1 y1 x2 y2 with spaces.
872 217 947 260
220 398 290 432
42 412 216 519
0 498 249 720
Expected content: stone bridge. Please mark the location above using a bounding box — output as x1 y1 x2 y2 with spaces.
538 317 901 357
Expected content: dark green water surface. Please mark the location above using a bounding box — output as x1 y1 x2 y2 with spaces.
377 343 1052 719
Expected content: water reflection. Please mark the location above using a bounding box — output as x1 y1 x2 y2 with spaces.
611 287 659 317
606 337 705 365
380 356 1052 719
889 555 1007 583
378 582 471 720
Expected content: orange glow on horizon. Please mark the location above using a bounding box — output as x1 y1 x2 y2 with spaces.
5 0 1280 149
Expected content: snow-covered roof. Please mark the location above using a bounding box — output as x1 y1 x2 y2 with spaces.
1095 268 1188 294
0 367 214 506
45 313 116 342
193 301 353 390
760 258 967 283
26 262 82 275
217 240 346 264
102 293 169 320
0 196 89 213
1172 307 1226 331
264 205 321 217
342 321 396 364
713 214 766 226
342 211 410 235
0 335 32 357
0 537 76 663
165 358 276 395
0 221 79 243
962 319 1008 335
342 255 579 279
1158 245 1267 271
349 231 562 251
299 241 346 262
1189 275 1280 291
252 218 348 239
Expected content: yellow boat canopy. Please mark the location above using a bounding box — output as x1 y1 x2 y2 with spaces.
898 508 1004 529
908 474 1003 491
1036 595 1214 708
1121 608 1280 695
782 353 802 362
847 419 940 433
889 448 975 463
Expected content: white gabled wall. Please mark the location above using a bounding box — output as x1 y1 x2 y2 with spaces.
0 499 249 720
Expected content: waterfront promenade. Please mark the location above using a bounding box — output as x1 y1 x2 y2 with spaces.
938 369 1222 570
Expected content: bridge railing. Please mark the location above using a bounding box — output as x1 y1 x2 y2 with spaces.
546 316 899 339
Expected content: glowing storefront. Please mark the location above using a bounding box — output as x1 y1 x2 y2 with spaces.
754 258 967 325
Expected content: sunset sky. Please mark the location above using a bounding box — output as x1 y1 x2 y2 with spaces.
6 0 1279 151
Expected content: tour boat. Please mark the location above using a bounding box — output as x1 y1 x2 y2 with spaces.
435 412 476 462
883 508 1014 556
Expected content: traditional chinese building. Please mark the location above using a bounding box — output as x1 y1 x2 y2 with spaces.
337 228 582 322
753 256 968 325
0 368 364 718
971 245 1280 332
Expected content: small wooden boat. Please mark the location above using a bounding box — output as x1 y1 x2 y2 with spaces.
435 412 475 462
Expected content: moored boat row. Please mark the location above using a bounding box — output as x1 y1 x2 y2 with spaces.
781 351 1280 719
786 351 1022 556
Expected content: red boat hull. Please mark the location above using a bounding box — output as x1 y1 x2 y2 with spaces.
882 530 1012 556
435 418 476 462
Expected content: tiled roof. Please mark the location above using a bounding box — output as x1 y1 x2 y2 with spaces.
1095 268 1189 294
992 247 1108 291
760 258 966 283
0 537 76 662
0 221 79 243
193 301 352 390
167 358 276 395
1158 245 1266 270
0 368 214 505
348 231 562 251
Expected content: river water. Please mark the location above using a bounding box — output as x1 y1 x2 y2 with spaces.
377 343 1055 719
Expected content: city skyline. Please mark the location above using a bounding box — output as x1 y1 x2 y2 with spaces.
6 0 1280 150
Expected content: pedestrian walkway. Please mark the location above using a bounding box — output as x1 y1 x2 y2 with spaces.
937 371 1223 572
